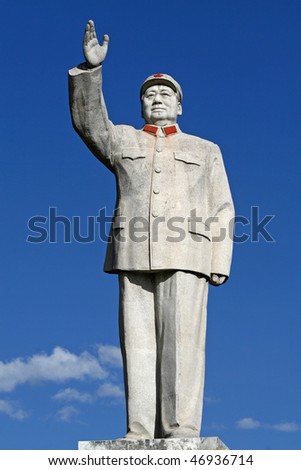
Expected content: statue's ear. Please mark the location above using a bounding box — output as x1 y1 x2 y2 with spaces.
177 102 182 116
141 100 145 119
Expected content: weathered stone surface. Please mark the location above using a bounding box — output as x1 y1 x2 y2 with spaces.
78 437 228 451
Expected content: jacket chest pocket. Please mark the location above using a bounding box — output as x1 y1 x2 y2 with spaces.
119 148 150 193
173 151 206 191
121 149 149 175
173 151 206 187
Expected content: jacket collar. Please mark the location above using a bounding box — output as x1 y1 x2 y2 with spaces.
143 124 180 136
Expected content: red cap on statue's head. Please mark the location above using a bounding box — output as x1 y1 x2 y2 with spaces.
140 73 183 102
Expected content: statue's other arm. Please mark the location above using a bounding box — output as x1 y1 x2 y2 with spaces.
68 21 119 171
208 144 235 286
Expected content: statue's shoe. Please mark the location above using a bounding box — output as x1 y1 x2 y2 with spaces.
122 431 152 440
165 428 200 438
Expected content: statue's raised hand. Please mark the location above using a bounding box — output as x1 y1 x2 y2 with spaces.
83 20 109 68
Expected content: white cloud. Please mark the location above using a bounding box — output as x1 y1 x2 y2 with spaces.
56 405 79 423
237 417 300 433
236 417 261 429
97 382 124 398
0 400 28 421
98 344 122 368
268 422 300 432
53 388 94 403
0 347 107 392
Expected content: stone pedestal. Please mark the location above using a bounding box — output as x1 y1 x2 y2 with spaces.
78 437 228 450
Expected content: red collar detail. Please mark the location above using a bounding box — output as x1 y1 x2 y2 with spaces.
162 125 178 136
143 125 178 136
143 124 158 135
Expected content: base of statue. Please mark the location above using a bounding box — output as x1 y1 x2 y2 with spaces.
78 436 228 450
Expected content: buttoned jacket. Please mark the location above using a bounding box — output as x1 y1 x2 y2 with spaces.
68 65 234 278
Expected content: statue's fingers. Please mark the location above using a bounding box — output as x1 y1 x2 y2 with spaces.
84 22 90 45
88 19 95 40
91 25 97 39
102 34 109 50
84 20 90 42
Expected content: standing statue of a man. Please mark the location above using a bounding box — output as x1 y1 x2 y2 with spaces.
68 20 234 440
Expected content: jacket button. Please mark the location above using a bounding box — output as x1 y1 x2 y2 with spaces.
154 167 161 173
153 188 160 194
156 148 163 153
152 211 159 218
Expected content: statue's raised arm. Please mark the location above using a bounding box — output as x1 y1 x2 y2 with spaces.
83 20 109 68
68 21 119 171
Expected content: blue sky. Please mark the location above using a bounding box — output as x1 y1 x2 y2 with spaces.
0 0 301 450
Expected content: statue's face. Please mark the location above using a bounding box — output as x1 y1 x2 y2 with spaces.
141 85 182 126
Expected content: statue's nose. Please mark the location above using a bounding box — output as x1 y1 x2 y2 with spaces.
153 94 163 104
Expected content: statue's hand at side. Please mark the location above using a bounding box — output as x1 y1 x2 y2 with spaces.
83 20 109 68
210 274 227 286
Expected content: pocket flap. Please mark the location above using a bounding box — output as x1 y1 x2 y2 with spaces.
188 220 211 240
174 151 201 166
122 148 147 160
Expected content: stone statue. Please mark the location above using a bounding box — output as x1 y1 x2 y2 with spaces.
68 20 234 440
